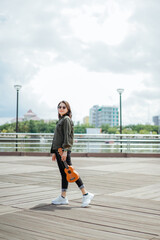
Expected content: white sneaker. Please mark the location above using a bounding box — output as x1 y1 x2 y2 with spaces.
82 192 94 207
52 195 69 205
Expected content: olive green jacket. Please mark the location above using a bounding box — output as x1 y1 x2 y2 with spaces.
50 115 74 153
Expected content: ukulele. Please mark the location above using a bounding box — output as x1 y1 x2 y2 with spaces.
58 148 79 183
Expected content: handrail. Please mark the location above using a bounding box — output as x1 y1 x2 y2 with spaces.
0 132 159 137
0 133 160 153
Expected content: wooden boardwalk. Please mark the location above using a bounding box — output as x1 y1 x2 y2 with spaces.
0 155 160 240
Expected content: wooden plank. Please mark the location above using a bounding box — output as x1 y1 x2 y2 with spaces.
28 204 159 238
0 205 20 216
0 223 56 240
0 156 160 240
0 211 149 240
0 185 54 198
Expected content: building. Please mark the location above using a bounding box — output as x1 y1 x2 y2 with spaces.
89 105 119 127
86 128 101 134
153 115 160 126
23 109 40 121
83 116 89 125
11 109 40 123
89 105 99 127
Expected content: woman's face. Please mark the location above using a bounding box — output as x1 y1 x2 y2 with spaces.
58 102 68 116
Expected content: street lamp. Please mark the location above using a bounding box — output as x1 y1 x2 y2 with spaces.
14 84 22 151
117 88 124 152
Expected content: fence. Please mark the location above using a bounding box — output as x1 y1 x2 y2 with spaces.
0 133 160 153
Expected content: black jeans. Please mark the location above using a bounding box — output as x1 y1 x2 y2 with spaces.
55 150 84 191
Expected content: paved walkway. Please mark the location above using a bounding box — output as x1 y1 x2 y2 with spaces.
0 156 160 240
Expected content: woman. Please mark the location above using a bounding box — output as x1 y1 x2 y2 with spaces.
51 100 94 207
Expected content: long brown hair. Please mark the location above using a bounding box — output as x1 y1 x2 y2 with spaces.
57 100 72 119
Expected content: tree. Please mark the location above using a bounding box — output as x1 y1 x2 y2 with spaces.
101 124 110 133
74 123 94 133
0 121 159 134
108 127 119 134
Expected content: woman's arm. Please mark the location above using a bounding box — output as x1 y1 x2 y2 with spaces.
62 118 73 150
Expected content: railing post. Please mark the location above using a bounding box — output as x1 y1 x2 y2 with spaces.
87 137 89 153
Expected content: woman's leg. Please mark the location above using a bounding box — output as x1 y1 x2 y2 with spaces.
54 150 94 207
56 150 88 196
66 152 87 195
55 150 68 197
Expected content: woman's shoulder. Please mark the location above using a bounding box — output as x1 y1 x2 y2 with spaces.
64 115 70 120
63 116 74 125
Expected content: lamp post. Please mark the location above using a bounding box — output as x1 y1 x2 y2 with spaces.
117 88 124 152
14 85 22 151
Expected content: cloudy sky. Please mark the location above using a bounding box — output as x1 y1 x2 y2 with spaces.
0 0 160 126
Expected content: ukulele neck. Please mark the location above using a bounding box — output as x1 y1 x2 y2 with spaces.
63 161 69 169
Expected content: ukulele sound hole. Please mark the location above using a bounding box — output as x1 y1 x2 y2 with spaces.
68 170 71 174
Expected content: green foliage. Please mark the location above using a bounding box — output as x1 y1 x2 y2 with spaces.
122 128 137 134
101 124 110 133
0 122 16 133
125 124 159 134
0 120 57 133
100 124 159 134
0 120 159 134
74 123 94 133
108 127 119 134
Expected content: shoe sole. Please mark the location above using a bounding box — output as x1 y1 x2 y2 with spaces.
51 202 69 205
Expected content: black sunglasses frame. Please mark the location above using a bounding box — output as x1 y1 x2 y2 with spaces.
58 106 66 109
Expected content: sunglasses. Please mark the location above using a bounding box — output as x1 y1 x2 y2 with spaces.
58 106 66 109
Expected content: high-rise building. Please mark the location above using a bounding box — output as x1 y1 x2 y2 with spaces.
153 115 160 126
89 105 119 127
89 105 99 127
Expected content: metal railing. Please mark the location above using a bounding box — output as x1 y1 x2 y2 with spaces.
0 132 160 153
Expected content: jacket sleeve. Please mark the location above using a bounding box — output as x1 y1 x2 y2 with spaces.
50 145 55 153
62 118 73 149
50 135 55 153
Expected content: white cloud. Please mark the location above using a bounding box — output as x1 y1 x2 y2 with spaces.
67 1 134 45
0 0 160 126
25 61 152 124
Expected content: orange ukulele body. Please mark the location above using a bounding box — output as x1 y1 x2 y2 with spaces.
58 148 80 183
64 165 79 183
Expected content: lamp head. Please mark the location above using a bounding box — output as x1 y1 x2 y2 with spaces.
117 88 124 94
14 85 22 91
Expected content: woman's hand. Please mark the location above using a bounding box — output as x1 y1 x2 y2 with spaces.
61 151 67 162
52 153 56 161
